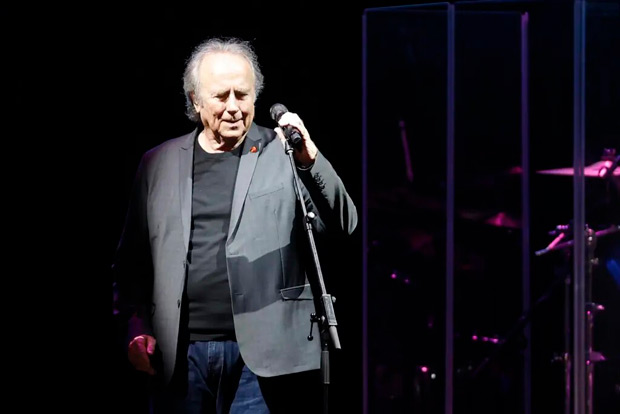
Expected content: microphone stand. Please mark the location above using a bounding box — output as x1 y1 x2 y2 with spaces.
283 138 340 414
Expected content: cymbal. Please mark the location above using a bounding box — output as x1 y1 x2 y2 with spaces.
457 208 522 229
484 211 521 229
537 160 620 178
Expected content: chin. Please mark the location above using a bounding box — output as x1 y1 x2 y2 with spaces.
222 131 243 139
222 128 247 139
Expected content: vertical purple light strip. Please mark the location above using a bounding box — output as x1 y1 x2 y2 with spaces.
445 4 455 414
520 11 531 414
572 1 587 414
361 11 369 414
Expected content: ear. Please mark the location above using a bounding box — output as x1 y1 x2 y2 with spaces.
191 93 201 111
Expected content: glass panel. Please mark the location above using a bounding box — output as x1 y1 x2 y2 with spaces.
528 2 577 413
584 3 620 414
364 5 448 413
364 2 618 413
451 8 524 414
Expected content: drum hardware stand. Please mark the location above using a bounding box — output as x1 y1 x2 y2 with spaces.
536 224 619 414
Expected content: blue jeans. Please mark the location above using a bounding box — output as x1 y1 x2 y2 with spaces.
154 340 269 414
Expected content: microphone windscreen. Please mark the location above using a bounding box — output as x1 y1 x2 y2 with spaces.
269 103 288 122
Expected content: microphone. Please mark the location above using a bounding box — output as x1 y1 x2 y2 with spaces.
269 103 303 149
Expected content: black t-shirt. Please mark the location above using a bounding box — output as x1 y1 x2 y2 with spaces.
186 142 241 341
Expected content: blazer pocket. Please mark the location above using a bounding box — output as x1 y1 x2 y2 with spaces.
280 283 313 301
248 183 284 199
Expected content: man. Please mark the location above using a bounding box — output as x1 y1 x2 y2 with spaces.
113 37 357 413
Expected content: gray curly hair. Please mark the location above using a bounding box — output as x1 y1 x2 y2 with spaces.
183 37 264 123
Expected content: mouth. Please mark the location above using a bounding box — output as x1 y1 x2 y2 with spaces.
224 119 243 128
220 119 244 133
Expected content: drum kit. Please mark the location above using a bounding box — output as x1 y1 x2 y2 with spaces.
533 150 619 414
367 148 619 413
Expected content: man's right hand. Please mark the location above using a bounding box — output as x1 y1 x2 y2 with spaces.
128 334 157 375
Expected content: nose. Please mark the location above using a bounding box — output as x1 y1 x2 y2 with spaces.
225 94 240 113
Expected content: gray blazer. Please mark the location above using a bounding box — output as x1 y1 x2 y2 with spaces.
113 123 358 384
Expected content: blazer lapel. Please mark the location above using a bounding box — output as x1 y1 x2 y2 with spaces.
229 123 262 238
179 130 197 254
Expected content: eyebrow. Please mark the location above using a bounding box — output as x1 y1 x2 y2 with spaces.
214 88 250 96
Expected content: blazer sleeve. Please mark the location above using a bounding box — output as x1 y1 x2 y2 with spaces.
297 150 358 236
112 154 155 347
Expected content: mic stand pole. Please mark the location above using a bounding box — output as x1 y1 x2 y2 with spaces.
284 139 340 414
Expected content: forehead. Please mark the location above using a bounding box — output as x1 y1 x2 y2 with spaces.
198 52 254 86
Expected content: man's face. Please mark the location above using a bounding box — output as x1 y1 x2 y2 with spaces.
194 52 256 144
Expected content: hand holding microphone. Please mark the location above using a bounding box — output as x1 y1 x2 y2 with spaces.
270 103 318 168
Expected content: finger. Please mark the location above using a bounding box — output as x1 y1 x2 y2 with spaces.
145 336 157 355
274 127 286 146
277 112 309 142
130 336 146 352
277 112 303 130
